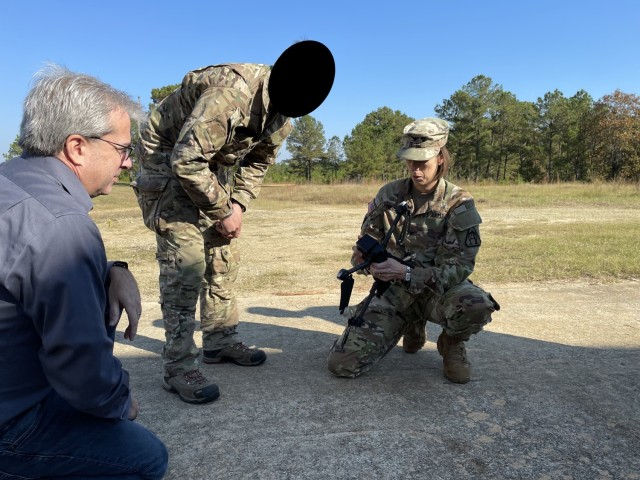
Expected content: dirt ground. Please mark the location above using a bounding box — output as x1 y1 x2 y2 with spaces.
102 196 639 478
96 194 639 299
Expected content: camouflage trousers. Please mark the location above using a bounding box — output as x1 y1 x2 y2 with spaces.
133 174 240 376
327 280 499 378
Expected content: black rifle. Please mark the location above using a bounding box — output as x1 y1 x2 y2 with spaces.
335 201 412 349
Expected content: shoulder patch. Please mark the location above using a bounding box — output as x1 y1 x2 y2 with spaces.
465 227 481 247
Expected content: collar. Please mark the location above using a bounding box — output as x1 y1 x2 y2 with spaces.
406 178 447 215
21 155 94 213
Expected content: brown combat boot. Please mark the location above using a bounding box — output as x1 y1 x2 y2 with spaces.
436 331 471 384
202 342 267 366
162 369 220 404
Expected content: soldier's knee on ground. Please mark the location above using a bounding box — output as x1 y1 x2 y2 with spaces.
327 343 364 378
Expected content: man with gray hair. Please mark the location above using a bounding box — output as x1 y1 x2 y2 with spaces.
328 117 500 383
0 64 168 479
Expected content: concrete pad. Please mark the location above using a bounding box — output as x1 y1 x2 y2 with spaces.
115 281 640 479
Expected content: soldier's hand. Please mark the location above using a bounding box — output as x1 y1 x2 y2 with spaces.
217 203 243 239
369 258 406 282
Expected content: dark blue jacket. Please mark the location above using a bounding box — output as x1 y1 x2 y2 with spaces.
0 156 131 426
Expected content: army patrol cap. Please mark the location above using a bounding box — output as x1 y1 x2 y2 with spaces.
268 40 335 118
397 117 450 161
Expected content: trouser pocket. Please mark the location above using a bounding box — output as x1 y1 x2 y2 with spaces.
131 174 171 232
0 402 41 450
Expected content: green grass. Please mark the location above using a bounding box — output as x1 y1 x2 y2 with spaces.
255 181 640 210
256 183 381 208
470 181 640 208
474 221 640 283
101 180 640 211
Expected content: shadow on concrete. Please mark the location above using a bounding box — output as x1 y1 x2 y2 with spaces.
247 304 341 323
115 297 640 479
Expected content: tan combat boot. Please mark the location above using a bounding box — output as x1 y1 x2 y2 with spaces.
436 331 471 384
162 369 220 404
202 342 267 366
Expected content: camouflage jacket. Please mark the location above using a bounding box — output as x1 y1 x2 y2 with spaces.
356 178 482 297
137 63 292 221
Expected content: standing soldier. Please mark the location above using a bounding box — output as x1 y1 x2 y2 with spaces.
328 118 500 383
134 41 334 404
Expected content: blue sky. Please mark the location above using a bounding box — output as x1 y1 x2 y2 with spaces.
1 0 639 159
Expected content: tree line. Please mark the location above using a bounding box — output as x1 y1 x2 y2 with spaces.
5 75 639 183
276 75 640 183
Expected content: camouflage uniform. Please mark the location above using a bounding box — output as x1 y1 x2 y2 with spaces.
133 64 292 376
328 177 500 378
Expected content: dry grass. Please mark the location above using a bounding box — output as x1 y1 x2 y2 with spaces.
91 182 640 299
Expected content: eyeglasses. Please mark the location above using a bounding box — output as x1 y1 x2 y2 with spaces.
88 136 135 160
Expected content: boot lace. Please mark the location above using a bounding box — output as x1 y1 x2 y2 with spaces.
232 342 255 352
451 341 468 363
184 370 208 385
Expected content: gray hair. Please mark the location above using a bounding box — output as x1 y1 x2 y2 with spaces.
19 64 145 156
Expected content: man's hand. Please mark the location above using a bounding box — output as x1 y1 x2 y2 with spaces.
128 395 139 421
216 202 243 239
108 266 141 340
369 257 406 283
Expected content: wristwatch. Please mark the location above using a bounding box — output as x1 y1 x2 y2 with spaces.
404 265 411 283
111 261 129 269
